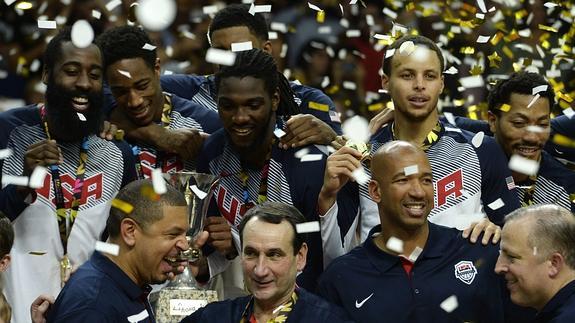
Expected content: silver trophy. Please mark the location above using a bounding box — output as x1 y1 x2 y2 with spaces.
151 172 220 322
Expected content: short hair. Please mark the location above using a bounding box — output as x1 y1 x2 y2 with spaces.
106 179 187 239
238 202 307 255
208 4 269 44
95 25 156 72
0 212 13 257
43 27 73 77
382 35 445 76
488 71 555 115
505 204 575 269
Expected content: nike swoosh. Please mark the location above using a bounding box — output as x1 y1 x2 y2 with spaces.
355 292 374 308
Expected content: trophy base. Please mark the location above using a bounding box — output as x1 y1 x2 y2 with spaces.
153 289 218 323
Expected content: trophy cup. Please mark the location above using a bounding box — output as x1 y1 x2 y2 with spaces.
151 172 220 322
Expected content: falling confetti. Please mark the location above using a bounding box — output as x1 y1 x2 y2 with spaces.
112 198 134 214
386 236 404 253
95 241 120 256
296 221 320 233
70 20 94 48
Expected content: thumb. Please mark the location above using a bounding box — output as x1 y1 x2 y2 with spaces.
193 231 209 249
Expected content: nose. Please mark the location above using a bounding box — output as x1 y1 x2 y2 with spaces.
253 256 270 277
75 71 91 91
127 90 144 109
522 128 542 145
175 235 190 251
413 74 426 91
408 178 426 198
232 106 250 124
494 253 507 275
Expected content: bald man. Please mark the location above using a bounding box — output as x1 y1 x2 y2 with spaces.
496 205 575 322
318 141 528 323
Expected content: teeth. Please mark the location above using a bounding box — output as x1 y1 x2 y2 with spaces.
405 204 424 209
73 97 88 104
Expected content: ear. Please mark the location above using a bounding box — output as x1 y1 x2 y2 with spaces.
487 111 498 134
381 72 390 92
0 254 10 272
262 41 273 55
271 89 280 112
120 217 139 247
548 252 565 278
440 74 445 93
368 179 382 203
154 57 161 77
41 67 49 85
296 243 308 272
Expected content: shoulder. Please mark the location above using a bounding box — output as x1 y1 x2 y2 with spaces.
0 105 40 131
181 296 249 323
540 152 575 189
323 244 368 275
295 289 352 322
169 94 221 130
197 129 227 170
160 74 206 89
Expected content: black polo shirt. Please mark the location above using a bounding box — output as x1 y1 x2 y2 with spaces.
534 280 575 323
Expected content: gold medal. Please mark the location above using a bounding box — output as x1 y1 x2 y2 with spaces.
60 254 71 287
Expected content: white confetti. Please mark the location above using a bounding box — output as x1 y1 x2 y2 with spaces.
71 20 94 48
408 246 423 262
563 108 575 118
95 241 119 256
92 10 101 19
399 41 416 56
105 0 121 11
533 246 538 256
205 48 236 66
318 26 332 34
382 7 398 19
127 309 149 323
231 41 253 52
527 94 540 109
249 3 272 15
386 236 404 253
76 112 86 121
142 43 156 51
307 2 322 11
403 165 419 176
0 148 13 160
274 128 286 138
526 125 546 133
37 20 57 29
343 81 357 90
487 198 505 210
202 5 218 15
4 0 16 5
300 154 323 162
508 155 540 176
543 2 559 8
30 59 41 72
151 168 167 194
443 112 456 125
117 69 131 78
136 0 176 31
385 49 396 59
342 115 370 143
28 166 48 189
270 22 287 33
459 75 484 88
1 175 29 187
471 131 484 148
440 295 459 313
444 66 458 74
532 85 548 96
190 185 207 200
351 167 369 185
268 31 278 40
476 35 490 43
295 148 310 159
346 30 361 38
321 76 330 88
476 13 485 19
296 221 320 233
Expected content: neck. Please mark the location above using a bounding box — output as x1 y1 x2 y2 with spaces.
393 110 438 146
537 273 575 311
153 92 166 123
253 288 294 322
375 220 429 258
104 241 142 287
240 121 275 169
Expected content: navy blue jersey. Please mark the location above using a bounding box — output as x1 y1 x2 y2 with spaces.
534 280 575 323
47 251 156 323
318 224 520 323
160 74 342 134
181 288 352 323
0 105 136 323
127 93 221 177
196 129 327 291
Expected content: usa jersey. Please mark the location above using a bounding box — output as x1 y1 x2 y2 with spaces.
160 74 342 134
128 93 221 177
196 129 327 291
318 224 527 323
0 105 136 323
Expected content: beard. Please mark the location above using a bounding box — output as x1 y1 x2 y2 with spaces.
44 77 104 142
226 110 275 155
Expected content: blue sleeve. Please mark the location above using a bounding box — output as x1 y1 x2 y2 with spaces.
476 137 520 225
451 116 492 135
160 74 204 100
113 140 137 187
0 185 30 221
335 181 360 246
545 115 575 164
292 84 342 134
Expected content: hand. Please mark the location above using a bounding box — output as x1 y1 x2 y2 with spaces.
279 114 337 149
159 128 208 161
30 294 55 323
368 107 394 135
205 216 237 259
317 146 363 214
24 140 62 176
99 121 123 141
330 135 348 150
462 218 501 245
188 231 210 282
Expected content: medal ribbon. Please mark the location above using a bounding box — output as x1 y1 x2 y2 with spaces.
240 290 298 323
391 121 442 151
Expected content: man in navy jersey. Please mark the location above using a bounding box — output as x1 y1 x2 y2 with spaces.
318 35 519 257
95 26 222 177
496 204 575 323
318 141 528 323
0 28 136 322
194 49 328 292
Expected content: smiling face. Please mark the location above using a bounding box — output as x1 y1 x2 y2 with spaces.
495 218 553 310
107 57 164 126
241 217 307 309
382 46 444 123
217 76 279 152
488 93 551 161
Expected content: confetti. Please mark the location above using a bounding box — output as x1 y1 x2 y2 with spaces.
321 76 330 88
563 108 575 118
270 22 287 33
382 7 398 19
205 48 236 66
231 41 253 52
202 5 218 15
386 236 404 253
408 246 423 262
28 166 47 189
105 0 121 11
525 125 546 133
296 221 320 233
295 148 310 159
346 30 361 38
249 3 272 15
532 85 548 96
307 2 321 11
403 165 419 176
318 26 332 34
190 184 207 200
316 10 325 23
151 168 167 194
92 10 101 19
4 0 16 5
343 81 357 90
499 104 511 112
471 131 484 148
127 309 149 323
0 148 13 160
443 112 456 125
543 2 559 8
459 75 484 88
142 43 156 51
440 295 459 313
300 154 323 162
136 0 176 31
342 115 370 143
487 52 502 68
476 35 490 43
487 198 505 210
399 41 416 56
117 69 131 79
71 20 94 48
527 94 540 109
443 66 458 75
351 167 369 185
95 241 119 256
508 155 539 176
268 31 278 40
273 128 286 138
1 175 29 187
112 198 134 214
37 20 57 29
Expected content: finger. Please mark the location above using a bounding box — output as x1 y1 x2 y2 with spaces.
482 226 495 245
209 231 232 241
462 225 472 238
468 223 486 244
205 216 226 225
193 231 209 249
205 223 231 233
107 123 118 140
491 227 502 244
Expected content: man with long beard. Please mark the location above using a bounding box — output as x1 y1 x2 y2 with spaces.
0 27 136 322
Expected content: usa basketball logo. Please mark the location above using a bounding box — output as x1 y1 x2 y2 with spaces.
454 260 477 285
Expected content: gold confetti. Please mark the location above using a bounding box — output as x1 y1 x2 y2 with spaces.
469 64 483 76
141 184 161 201
368 103 384 111
308 101 329 112
490 32 504 46
112 198 134 214
488 51 502 68
552 134 575 148
460 47 475 54
502 46 514 59
538 24 558 33
316 10 325 23
499 104 512 112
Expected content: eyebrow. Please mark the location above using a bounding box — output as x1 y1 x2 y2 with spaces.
61 61 102 70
